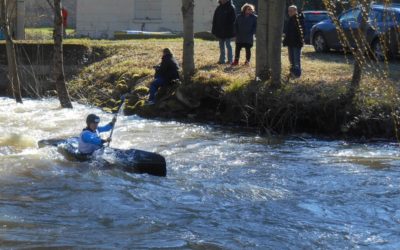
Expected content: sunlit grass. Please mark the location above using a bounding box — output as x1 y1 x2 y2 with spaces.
25 27 76 40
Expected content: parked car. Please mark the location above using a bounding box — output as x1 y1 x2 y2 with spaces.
302 11 332 44
0 27 4 40
310 3 400 60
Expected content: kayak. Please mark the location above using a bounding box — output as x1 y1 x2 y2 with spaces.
38 137 167 177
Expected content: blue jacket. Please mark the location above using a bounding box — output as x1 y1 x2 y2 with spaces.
78 124 113 154
235 13 257 45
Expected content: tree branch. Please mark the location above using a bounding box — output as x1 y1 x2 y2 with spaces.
46 0 54 11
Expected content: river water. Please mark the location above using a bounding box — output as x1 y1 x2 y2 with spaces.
0 98 399 249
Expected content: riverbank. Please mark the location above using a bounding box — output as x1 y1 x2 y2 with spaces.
65 39 400 139
2 39 399 139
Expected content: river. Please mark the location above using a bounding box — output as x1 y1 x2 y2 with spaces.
0 98 399 249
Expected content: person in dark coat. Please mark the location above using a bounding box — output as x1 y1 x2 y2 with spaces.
232 3 257 66
283 5 305 78
147 48 180 105
212 0 236 64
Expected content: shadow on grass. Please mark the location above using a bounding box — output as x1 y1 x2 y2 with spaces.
198 64 247 73
198 64 220 71
303 48 400 64
303 49 400 82
302 49 354 63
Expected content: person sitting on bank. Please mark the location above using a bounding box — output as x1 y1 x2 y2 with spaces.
146 48 180 105
78 114 116 154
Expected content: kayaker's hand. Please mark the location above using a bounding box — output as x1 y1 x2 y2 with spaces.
106 137 112 143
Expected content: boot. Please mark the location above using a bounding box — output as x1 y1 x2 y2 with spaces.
231 59 239 66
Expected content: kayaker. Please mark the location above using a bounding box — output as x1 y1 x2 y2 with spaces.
78 114 116 154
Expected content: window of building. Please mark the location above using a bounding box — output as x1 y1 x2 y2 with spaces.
135 0 162 20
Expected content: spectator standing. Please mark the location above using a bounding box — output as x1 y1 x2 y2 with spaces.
283 5 305 78
212 0 237 64
232 3 257 66
61 7 68 38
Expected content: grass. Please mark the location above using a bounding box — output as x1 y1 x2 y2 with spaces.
25 27 76 40
67 38 400 98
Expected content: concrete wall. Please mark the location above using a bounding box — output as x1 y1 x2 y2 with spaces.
25 0 77 28
76 0 217 39
0 44 93 96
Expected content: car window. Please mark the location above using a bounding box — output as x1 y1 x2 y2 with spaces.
383 11 400 23
369 9 382 22
305 13 330 22
371 10 400 23
340 9 361 23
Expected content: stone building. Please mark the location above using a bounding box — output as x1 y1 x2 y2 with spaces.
76 0 218 38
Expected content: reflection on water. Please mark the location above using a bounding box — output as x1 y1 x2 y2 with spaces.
0 97 399 249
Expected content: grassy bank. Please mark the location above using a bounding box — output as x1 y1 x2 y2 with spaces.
25 27 76 40
66 38 400 139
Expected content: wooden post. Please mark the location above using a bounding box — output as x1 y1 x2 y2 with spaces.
181 0 195 83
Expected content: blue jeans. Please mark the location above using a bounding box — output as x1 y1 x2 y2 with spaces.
218 38 233 63
288 47 302 77
149 77 166 102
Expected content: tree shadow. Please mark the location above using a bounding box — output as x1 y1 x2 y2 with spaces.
303 49 400 83
198 64 247 73
303 48 400 64
302 49 355 63
198 64 219 71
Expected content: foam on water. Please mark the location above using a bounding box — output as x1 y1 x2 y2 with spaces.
0 97 399 249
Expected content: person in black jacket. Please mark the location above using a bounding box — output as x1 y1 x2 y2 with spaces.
147 48 180 105
232 3 257 66
212 0 236 64
283 5 305 78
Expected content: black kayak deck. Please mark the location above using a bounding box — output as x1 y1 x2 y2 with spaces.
38 137 167 177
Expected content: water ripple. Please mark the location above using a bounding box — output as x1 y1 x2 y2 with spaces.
0 98 399 248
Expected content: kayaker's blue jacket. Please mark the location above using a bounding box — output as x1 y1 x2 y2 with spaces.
78 124 113 154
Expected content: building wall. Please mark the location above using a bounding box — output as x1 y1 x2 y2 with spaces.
24 0 77 28
76 0 217 38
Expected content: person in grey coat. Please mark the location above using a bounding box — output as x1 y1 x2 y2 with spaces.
232 3 257 66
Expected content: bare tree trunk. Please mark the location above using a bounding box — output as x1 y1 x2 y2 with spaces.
268 0 286 88
350 61 362 95
256 0 269 81
53 0 72 108
256 0 285 87
349 2 369 98
1 0 22 103
181 0 195 83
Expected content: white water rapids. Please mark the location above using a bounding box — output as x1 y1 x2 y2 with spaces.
0 97 399 249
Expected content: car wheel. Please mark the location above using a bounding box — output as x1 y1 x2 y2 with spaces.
371 39 389 61
313 32 329 53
